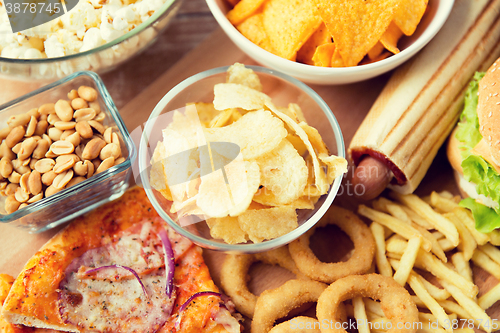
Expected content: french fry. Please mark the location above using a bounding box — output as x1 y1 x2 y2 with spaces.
353 296 371 333
431 231 445 240
437 238 455 252
488 229 500 246
430 191 459 213
401 205 434 230
479 243 500 266
393 237 422 286
411 297 473 321
478 282 500 310
386 236 407 255
439 280 492 333
452 207 489 245
364 298 384 318
370 222 393 277
408 274 451 332
358 205 432 251
444 212 476 261
385 202 411 223
471 249 500 280
411 223 447 262
415 273 451 301
450 252 473 282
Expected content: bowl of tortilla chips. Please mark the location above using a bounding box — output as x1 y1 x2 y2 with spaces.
138 63 347 252
206 0 454 85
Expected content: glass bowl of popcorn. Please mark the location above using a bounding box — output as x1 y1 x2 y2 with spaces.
0 0 182 80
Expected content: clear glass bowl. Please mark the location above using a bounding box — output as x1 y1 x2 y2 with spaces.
0 71 136 232
0 0 182 81
139 65 345 253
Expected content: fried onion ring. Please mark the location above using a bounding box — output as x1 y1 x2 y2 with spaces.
289 205 375 283
251 279 328 333
220 246 307 318
269 316 321 333
317 274 418 333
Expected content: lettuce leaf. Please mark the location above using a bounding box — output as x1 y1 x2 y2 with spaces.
455 71 500 232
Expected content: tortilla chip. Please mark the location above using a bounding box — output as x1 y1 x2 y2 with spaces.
227 0 267 25
296 22 332 65
394 0 428 36
312 43 336 67
262 0 322 60
236 13 276 54
368 41 385 60
330 48 345 67
313 0 398 66
380 21 403 54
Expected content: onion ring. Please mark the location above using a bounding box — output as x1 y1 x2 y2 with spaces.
269 316 321 333
220 246 307 318
316 274 418 333
251 279 328 333
289 205 376 283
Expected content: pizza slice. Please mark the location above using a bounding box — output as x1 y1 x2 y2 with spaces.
1 187 241 333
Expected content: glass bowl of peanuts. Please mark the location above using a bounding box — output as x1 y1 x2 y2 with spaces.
0 71 136 232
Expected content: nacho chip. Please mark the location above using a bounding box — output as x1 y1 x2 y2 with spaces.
262 0 322 60
331 48 345 67
226 62 263 91
238 206 298 243
313 0 398 66
206 216 249 244
236 13 276 54
227 0 267 25
312 43 336 67
394 0 428 36
368 41 385 60
380 21 403 54
255 138 308 205
296 22 332 65
213 83 271 111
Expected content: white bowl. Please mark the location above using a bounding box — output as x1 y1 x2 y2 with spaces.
206 0 454 85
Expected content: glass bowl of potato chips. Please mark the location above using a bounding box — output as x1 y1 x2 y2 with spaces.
206 0 454 85
138 63 347 252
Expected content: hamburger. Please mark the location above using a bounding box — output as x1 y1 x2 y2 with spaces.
447 58 500 243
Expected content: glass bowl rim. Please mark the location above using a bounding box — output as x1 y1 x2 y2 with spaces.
0 70 137 223
139 64 346 253
0 0 180 64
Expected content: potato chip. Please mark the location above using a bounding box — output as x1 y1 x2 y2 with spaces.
213 83 271 111
288 103 306 123
227 160 261 216
319 153 348 185
262 0 322 60
253 188 315 210
255 138 308 205
227 0 267 25
204 109 287 159
238 206 298 243
394 0 428 36
296 22 332 65
312 43 336 67
190 102 220 127
286 134 307 156
299 122 328 155
226 62 263 91
209 109 234 128
236 13 276 54
380 22 403 54
313 0 398 66
206 216 249 244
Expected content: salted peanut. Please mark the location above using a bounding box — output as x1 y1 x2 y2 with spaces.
28 170 42 195
92 159 100 172
78 86 98 102
67 89 79 100
87 160 95 178
55 100 74 122
5 126 25 148
74 161 87 176
88 120 105 135
12 159 30 175
34 119 49 136
47 127 63 141
47 113 62 125
19 203 28 209
8 171 21 184
27 192 43 203
45 150 57 158
114 156 126 166
42 133 52 145
19 158 30 167
5 195 21 214
74 108 96 122
100 143 121 160
112 132 121 145
75 121 93 139
103 127 113 144
7 114 31 128
45 185 60 197
60 129 75 141
74 144 84 160
41 171 57 186
71 98 88 110
32 139 50 159
54 121 76 131
11 143 21 155
5 183 19 196
65 132 81 147
53 169 74 189
96 157 114 174
29 158 38 170
94 112 106 122
89 101 101 114
15 186 29 203
0 142 15 160
50 140 74 156
66 176 86 188
53 154 78 173
0 181 6 191
39 114 48 121
26 108 39 119
25 116 38 137
18 137 37 160
0 158 13 178
35 158 55 173
0 127 11 141
39 103 55 115
82 138 105 160
19 172 30 193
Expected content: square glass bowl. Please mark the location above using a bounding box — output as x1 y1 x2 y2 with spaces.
0 71 136 232
138 65 345 253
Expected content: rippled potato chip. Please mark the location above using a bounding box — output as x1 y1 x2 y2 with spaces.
206 216 249 244
253 189 315 210
238 206 298 243
214 83 271 111
226 62 263 91
192 102 220 127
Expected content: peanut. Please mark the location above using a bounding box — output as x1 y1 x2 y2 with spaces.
41 171 57 186
11 143 21 154
65 132 81 147
32 139 50 159
27 192 43 203
75 121 93 139
71 98 88 110
53 154 78 173
54 121 76 131
74 161 88 176
78 86 98 102
12 159 30 175
94 112 106 122
42 133 52 145
50 140 75 156
0 142 15 160
88 120 105 135
0 158 13 178
74 108 96 122
19 203 28 210
60 129 76 141
8 171 21 184
34 120 49 136
8 114 31 128
5 195 20 214
5 183 19 196
5 126 25 148
47 127 63 141
89 101 101 114
114 157 126 166
28 170 42 195
66 176 86 188
0 127 11 141
47 113 62 125
18 137 37 160
100 143 121 160
25 116 38 137
92 159 100 172
87 160 95 178
26 108 39 119
67 89 79 100
55 100 74 122
53 169 74 189
104 127 113 144
38 103 55 115
112 132 121 146
82 138 106 160
96 157 114 174
34 158 55 173
45 185 60 197
29 158 38 170
19 172 30 193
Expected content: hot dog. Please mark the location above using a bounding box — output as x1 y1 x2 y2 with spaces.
349 0 500 200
